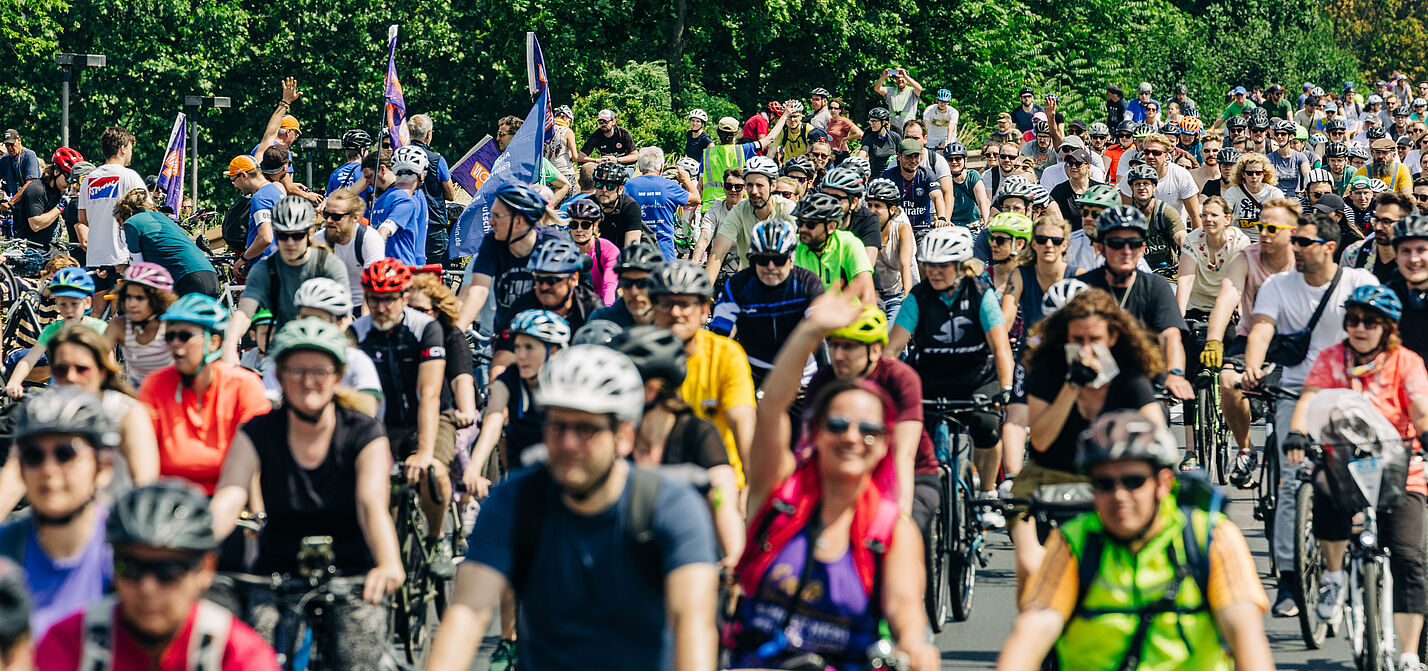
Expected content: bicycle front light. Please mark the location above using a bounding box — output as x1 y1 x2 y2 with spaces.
1360 530 1377 549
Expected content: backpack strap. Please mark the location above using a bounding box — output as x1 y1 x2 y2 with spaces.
187 600 233 671
354 224 370 269
78 595 118 671
1073 531 1104 616
626 467 665 595
1180 502 1219 606
509 467 553 594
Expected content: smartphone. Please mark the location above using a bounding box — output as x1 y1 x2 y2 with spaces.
886 69 898 77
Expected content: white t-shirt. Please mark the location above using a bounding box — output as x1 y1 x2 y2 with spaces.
78 163 145 267
262 346 386 418
923 105 959 148
1118 163 1199 220
313 225 386 308
1220 184 1285 243
1252 266 1378 387
807 107 831 132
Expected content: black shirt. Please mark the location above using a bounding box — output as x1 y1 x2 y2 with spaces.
599 194 655 250
1201 178 1222 199
659 411 729 469
439 321 473 410
861 130 902 176
352 307 446 429
1389 278 1428 357
1077 267 1189 340
494 284 604 352
581 126 637 159
1050 179 1102 226
1106 97 1127 128
1025 363 1158 472
846 206 882 249
13 182 58 245
1373 256 1402 284
495 366 545 466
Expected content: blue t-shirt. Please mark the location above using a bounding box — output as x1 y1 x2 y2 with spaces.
248 182 286 258
891 283 1004 333
466 467 717 671
372 188 427 265
325 161 374 218
124 211 216 279
878 164 941 233
466 226 571 326
624 175 690 260
3 509 113 640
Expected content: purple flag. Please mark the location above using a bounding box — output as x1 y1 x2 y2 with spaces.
527 33 554 138
450 87 549 257
385 24 411 149
450 135 501 196
156 113 186 215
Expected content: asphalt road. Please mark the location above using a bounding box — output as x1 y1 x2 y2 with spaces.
935 422 1362 670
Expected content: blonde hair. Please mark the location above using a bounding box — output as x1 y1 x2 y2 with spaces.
112 188 156 223
1144 133 1176 151
1202 195 1231 219
1260 197 1303 219
1015 216 1071 267
408 274 460 327
326 189 363 217
1230 152 1278 188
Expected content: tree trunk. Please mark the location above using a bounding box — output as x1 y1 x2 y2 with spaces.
667 0 688 107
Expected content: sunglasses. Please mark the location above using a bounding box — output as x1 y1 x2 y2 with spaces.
1061 147 1077 154
569 220 598 230
990 235 1016 246
823 416 887 438
275 231 308 242
723 182 745 191
18 441 81 468
1102 237 1145 250
1117 134 1133 140
51 362 94 378
774 190 797 198
1090 473 1151 493
1291 236 1329 247
596 182 621 191
1242 169 1265 176
829 106 842 111
749 254 789 267
810 153 832 159
323 210 352 220
1345 314 1385 329
797 219 824 229
164 330 201 344
1034 234 1065 245
618 276 653 290
999 153 1018 160
1064 160 1086 168
114 554 203 585
1144 149 1166 157
532 274 567 286
1415 194 1428 201
1091 134 1109 140
1255 223 1291 233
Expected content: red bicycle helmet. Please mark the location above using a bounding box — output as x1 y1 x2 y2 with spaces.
361 257 413 293
51 147 84 175
767 101 785 116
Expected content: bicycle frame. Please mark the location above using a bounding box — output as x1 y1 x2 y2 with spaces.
922 396 999 626
1345 507 1397 671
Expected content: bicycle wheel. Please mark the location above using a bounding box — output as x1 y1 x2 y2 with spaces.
1256 435 1279 579
391 497 430 664
924 468 951 632
1293 482 1328 648
949 433 977 622
1358 557 1386 671
1193 384 1221 483
435 497 465 615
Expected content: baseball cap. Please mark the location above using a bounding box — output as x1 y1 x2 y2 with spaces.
1369 94 1385 104
1349 175 1373 191
1344 81 1356 91
1059 135 1085 150
1138 82 1152 94
1233 86 1247 95
279 115 301 131
1032 111 1048 123
1323 102 1338 112
223 155 258 176
1399 135 1415 147
260 147 289 174
1067 148 1093 164
597 109 616 121
1372 138 1397 152
1 130 17 145
1268 83 1284 93
1314 194 1346 213
717 117 739 132
936 88 952 101
997 112 1012 121
1069 119 1088 133
1365 114 1382 124
1020 86 1035 96
897 138 923 156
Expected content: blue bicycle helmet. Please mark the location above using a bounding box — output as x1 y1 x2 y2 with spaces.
162 293 230 333
49 267 94 299
493 181 549 223
529 239 586 274
750 218 798 255
510 309 571 347
1344 284 1403 321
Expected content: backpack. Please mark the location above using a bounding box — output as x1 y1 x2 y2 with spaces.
353 224 373 269
509 466 664 595
221 194 252 255
78 596 232 671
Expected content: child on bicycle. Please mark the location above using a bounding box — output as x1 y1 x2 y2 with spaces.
103 263 176 387
5 267 106 398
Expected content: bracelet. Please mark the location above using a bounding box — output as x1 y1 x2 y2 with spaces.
1167 368 1186 377
277 100 291 108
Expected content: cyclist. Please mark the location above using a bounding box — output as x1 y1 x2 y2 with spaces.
1240 209 1377 617
1342 191 1415 282
1285 286 1428 668
5 268 106 399
817 166 881 270
0 386 116 639
710 218 824 387
1207 198 1299 484
102 263 175 388
565 198 619 305
490 239 601 380
35 482 279 670
703 156 793 278
408 273 479 430
427 346 718 671
1065 183 1124 270
879 139 944 240
261 277 382 417
352 258 454 577
627 146 700 259
792 193 876 303
943 142 991 228
650 260 756 487
857 107 902 171
113 190 219 299
887 226 1014 526
312 187 385 314
690 166 743 283
1122 164 1187 271
454 181 570 333
324 129 372 197
468 309 569 495
224 152 283 276
732 291 939 671
585 161 656 249
864 178 918 317
997 410 1272 671
223 195 348 363
1390 215 1428 356
210 317 403 667
371 145 431 265
589 239 663 327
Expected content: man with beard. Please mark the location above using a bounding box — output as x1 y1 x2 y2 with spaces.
1118 132 1203 229
697 111 788 208
1086 122 1111 157
792 193 876 303
590 240 663 328
587 161 654 250
454 182 570 333
1358 137 1416 195
312 188 386 313
1388 215 1428 356
1341 191 1413 282
577 109 637 166
703 156 793 278
490 239 602 380
1019 120 1057 180
1191 137 1223 190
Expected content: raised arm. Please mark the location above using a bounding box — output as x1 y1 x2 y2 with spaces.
258 78 301 150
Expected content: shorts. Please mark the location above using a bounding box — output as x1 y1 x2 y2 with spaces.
1010 459 1087 502
1222 334 1248 368
174 270 221 298
911 472 941 538
387 410 458 465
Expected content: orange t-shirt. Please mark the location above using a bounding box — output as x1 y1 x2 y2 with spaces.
137 363 271 494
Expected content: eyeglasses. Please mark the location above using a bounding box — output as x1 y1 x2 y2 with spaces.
618 276 653 290
570 219 598 230
275 231 308 242
545 418 613 441
990 235 1015 246
774 190 797 198
1081 206 1105 218
822 416 887 439
1144 149 1166 157
280 366 338 381
748 254 789 267
164 330 201 344
596 182 621 191
597 120 612 126
723 182 745 191
655 296 704 312
1090 473 1151 494
1291 235 1330 247
1415 194 1428 202
1102 237 1145 250
323 210 352 220
114 554 202 585
1034 234 1065 245
18 441 81 468
532 273 567 286
1345 314 1385 329
1061 147 1077 154
51 362 94 378
1374 216 1402 227
1091 134 1109 140
365 293 403 306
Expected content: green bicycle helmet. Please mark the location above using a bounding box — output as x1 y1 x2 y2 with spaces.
250 309 274 326
987 212 1033 240
1076 184 1122 208
826 304 889 344
269 317 349 367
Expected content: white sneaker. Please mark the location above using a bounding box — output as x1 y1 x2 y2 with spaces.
1400 653 1426 671
978 492 1005 529
1316 578 1345 620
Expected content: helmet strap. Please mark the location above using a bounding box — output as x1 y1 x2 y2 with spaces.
32 493 95 527
564 451 619 502
857 344 877 378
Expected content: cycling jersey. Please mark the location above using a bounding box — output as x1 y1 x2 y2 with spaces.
36 597 278 671
137 363 270 495
352 307 445 430
683 329 756 487
710 266 825 373
793 229 873 291
371 187 428 265
878 164 941 234
494 366 545 467
896 278 1003 396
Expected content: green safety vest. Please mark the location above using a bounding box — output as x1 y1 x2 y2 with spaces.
1055 499 1230 671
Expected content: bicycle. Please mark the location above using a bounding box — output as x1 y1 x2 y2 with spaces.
387 464 463 664
1186 320 1232 484
1233 363 1295 581
921 394 1000 628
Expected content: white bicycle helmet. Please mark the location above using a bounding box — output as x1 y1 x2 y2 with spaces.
294 277 353 317
511 309 572 347
917 226 975 264
687 109 709 123
392 145 430 178
676 157 701 178
271 195 316 233
536 345 646 423
1041 278 1091 317
744 156 780 180
785 100 805 114
1370 178 1389 193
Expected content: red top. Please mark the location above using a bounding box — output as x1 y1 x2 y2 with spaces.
137 363 270 494
35 601 279 671
1305 343 1428 495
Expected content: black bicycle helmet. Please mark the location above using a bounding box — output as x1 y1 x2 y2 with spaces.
529 239 586 274
615 240 663 274
593 161 628 185
14 385 118 450
609 325 688 385
1324 118 1348 132
1394 214 1428 246
868 107 891 122
571 319 625 347
1126 164 1159 184
865 178 901 204
1395 105 1413 117
1226 116 1248 129
0 558 29 647
107 481 219 552
649 260 713 299
1159 122 1181 135
782 156 815 178
1323 142 1349 159
1216 147 1243 164
341 129 372 151
566 198 603 222
1096 205 1150 239
1368 126 1388 140
942 142 968 158
792 193 845 223
1115 120 1138 135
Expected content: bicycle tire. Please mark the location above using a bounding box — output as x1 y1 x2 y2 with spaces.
1358 557 1387 671
949 433 977 622
391 493 431 664
1293 481 1328 648
1255 434 1279 579
1193 384 1220 483
924 469 950 632
435 496 465 615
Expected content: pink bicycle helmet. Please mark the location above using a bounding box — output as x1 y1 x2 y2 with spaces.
122 262 175 293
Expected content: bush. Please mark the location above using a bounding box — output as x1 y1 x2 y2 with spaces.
570 60 742 161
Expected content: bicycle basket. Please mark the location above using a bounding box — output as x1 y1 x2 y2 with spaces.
1306 389 1408 512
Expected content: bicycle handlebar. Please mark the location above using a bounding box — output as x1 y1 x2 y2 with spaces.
922 395 997 414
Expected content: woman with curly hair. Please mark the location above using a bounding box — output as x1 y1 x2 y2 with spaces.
406 273 477 430
1221 152 1284 242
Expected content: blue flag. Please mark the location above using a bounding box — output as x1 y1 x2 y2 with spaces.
450 87 549 257
156 113 186 216
385 24 411 149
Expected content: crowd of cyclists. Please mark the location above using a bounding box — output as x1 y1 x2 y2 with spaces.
4 69 1428 670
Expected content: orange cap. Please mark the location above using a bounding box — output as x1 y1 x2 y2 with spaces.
224 154 258 176
280 115 301 131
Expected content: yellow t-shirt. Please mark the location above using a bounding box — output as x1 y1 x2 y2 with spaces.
680 329 757 487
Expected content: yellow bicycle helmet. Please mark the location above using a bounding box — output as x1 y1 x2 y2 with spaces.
987 211 1033 240
827 304 889 344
